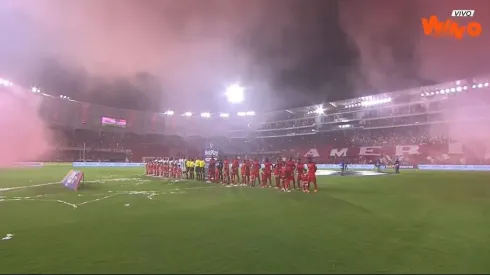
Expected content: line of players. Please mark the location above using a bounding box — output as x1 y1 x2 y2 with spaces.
208 156 318 193
145 158 184 179
145 156 319 193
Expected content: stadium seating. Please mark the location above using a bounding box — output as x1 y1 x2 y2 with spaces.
34 77 490 165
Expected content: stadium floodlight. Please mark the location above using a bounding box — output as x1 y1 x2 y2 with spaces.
485 82 489 87
314 106 325 114
164 110 174 115
472 84 477 88
31 87 41 93
246 111 255 116
463 86 468 90
200 112 211 118
477 83 483 88
219 113 230 118
0 78 13 87
225 84 245 104
183 112 192 117
237 112 246 116
456 87 462 92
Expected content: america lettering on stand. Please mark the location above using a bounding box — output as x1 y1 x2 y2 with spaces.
302 143 490 162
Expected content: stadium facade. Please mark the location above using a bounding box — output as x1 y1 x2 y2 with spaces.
4 75 490 164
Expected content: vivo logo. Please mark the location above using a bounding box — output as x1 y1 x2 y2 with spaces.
451 10 475 17
421 15 482 39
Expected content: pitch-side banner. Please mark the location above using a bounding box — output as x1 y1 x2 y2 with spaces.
61 170 84 191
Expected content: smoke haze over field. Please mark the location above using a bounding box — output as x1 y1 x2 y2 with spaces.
1 0 489 112
0 0 489 163
0 88 51 166
339 0 490 94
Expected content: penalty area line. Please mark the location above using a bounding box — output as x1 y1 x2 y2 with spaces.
76 194 119 206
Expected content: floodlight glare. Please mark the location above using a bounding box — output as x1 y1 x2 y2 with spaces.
183 112 192 117
0 78 13 87
225 84 245 104
200 112 211 118
164 110 174 115
220 113 230 118
246 111 255 116
237 112 246 116
314 106 325 114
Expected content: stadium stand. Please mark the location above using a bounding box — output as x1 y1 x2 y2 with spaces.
22 76 490 165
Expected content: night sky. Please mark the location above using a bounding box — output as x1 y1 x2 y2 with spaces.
0 0 489 112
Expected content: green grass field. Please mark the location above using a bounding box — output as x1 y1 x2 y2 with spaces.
1 167 490 274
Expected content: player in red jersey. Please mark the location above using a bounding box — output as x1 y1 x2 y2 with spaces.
149 161 154 176
208 156 216 182
223 156 230 185
158 161 163 177
286 157 296 189
240 160 247 185
231 156 240 185
162 161 168 177
280 161 290 192
170 162 175 178
174 163 180 179
243 158 250 185
306 157 318 192
274 158 282 188
300 168 309 192
262 158 273 187
261 168 267 188
251 157 261 187
296 158 305 188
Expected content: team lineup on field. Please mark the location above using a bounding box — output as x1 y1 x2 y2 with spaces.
145 156 320 192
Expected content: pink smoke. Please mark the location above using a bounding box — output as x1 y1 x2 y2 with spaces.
0 86 51 166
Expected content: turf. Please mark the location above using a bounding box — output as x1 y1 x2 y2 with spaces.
1 167 490 274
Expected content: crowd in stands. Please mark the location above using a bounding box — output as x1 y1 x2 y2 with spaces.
43 122 490 166
41 88 490 165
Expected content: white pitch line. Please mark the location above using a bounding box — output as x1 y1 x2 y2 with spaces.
56 200 78 208
180 186 219 191
0 181 60 192
0 198 77 208
76 194 119 206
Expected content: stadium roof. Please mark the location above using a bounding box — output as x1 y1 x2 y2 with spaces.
2 75 489 119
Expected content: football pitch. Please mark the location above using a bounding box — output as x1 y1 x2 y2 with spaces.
1 166 490 274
